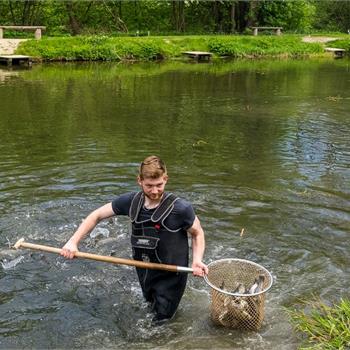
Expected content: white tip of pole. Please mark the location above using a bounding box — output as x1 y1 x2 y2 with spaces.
14 238 25 249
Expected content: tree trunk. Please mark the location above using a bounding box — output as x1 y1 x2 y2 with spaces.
230 1 236 33
102 0 128 32
172 1 185 32
8 0 16 24
212 1 218 31
21 0 33 25
246 0 258 29
236 1 249 32
66 2 81 35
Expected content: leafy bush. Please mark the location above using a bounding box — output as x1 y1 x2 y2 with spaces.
208 36 323 58
257 1 316 32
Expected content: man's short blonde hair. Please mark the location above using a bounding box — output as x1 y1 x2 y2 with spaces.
139 155 167 180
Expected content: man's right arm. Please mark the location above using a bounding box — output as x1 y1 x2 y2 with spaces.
60 202 115 259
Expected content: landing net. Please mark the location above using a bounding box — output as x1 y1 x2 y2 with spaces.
204 258 273 330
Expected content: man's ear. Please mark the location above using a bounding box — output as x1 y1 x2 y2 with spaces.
163 175 169 182
137 176 142 186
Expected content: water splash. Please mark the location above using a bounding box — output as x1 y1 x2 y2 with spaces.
1 255 24 270
90 227 110 239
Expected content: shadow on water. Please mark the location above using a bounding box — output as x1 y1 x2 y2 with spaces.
0 58 350 349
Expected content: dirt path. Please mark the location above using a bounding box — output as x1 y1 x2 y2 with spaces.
0 39 27 55
301 36 337 43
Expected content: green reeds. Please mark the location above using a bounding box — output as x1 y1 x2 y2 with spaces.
288 298 350 350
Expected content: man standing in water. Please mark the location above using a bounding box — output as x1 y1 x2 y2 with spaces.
61 155 208 324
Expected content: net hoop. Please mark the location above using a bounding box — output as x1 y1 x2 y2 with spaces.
204 258 273 297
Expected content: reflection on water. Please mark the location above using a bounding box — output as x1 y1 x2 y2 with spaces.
0 59 350 349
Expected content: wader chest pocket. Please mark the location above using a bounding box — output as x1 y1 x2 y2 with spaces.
131 235 161 263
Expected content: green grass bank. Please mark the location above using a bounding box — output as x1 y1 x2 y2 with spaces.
288 298 350 350
15 35 346 62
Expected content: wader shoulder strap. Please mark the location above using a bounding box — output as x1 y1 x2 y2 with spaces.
129 192 179 223
151 193 179 222
129 191 144 223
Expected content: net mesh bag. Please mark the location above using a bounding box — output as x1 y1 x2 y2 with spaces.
204 258 273 331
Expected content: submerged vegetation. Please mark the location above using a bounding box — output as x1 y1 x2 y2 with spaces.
288 298 350 350
15 35 327 62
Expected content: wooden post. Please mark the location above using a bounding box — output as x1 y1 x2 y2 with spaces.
253 28 258 36
276 28 281 36
0 28 3 39
34 28 42 40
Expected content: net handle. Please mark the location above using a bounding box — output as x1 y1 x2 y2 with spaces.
13 238 194 273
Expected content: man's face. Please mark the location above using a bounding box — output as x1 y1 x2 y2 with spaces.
138 175 168 201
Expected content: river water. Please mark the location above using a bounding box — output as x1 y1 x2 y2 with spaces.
0 58 349 349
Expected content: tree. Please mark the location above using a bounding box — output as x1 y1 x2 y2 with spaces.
313 1 350 32
0 0 45 26
257 1 315 32
171 0 185 32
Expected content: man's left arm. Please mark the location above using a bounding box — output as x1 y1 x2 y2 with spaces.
187 216 209 277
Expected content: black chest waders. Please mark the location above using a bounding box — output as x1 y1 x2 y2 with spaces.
130 192 189 321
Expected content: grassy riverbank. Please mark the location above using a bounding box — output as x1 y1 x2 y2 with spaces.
288 298 350 350
14 35 339 61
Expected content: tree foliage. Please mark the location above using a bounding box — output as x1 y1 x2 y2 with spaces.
257 1 315 32
313 1 350 32
0 0 348 36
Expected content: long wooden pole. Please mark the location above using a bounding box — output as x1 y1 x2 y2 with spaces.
13 238 193 273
